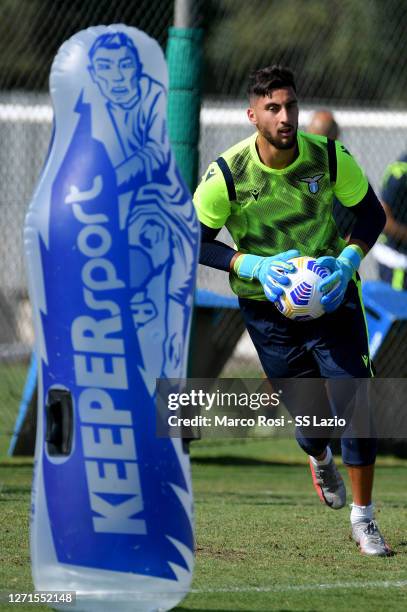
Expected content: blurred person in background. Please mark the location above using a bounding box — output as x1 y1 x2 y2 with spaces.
308 110 339 141
373 154 407 290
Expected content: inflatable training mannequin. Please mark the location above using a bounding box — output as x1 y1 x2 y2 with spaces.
24 25 199 611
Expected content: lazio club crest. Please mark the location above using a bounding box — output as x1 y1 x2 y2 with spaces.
299 174 324 194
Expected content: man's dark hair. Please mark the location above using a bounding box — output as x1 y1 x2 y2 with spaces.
247 65 296 99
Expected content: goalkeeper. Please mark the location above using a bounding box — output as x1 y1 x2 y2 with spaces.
193 66 390 556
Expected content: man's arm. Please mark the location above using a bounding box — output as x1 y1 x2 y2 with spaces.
116 82 168 186
345 184 387 255
194 163 239 270
199 223 239 271
142 87 169 176
318 145 386 311
333 142 386 254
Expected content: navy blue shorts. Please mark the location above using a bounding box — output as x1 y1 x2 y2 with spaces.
239 279 377 465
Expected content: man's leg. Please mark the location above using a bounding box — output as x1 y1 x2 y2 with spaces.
310 280 392 555
239 297 346 509
346 464 374 506
341 437 391 555
342 438 376 506
306 446 346 509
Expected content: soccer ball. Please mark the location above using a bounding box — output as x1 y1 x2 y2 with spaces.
274 256 330 321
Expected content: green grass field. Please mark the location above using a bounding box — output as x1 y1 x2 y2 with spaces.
1 439 407 611
0 361 29 457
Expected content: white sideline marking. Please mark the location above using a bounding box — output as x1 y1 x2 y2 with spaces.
192 580 407 593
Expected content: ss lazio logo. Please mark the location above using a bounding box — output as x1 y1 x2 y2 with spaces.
299 174 324 194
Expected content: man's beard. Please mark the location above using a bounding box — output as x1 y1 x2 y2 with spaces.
261 127 297 150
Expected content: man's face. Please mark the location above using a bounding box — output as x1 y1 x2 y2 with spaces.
247 87 299 150
90 46 139 105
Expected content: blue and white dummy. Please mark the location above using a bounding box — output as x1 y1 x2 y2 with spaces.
24 24 199 612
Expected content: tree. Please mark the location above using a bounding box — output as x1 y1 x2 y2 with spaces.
203 0 407 105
